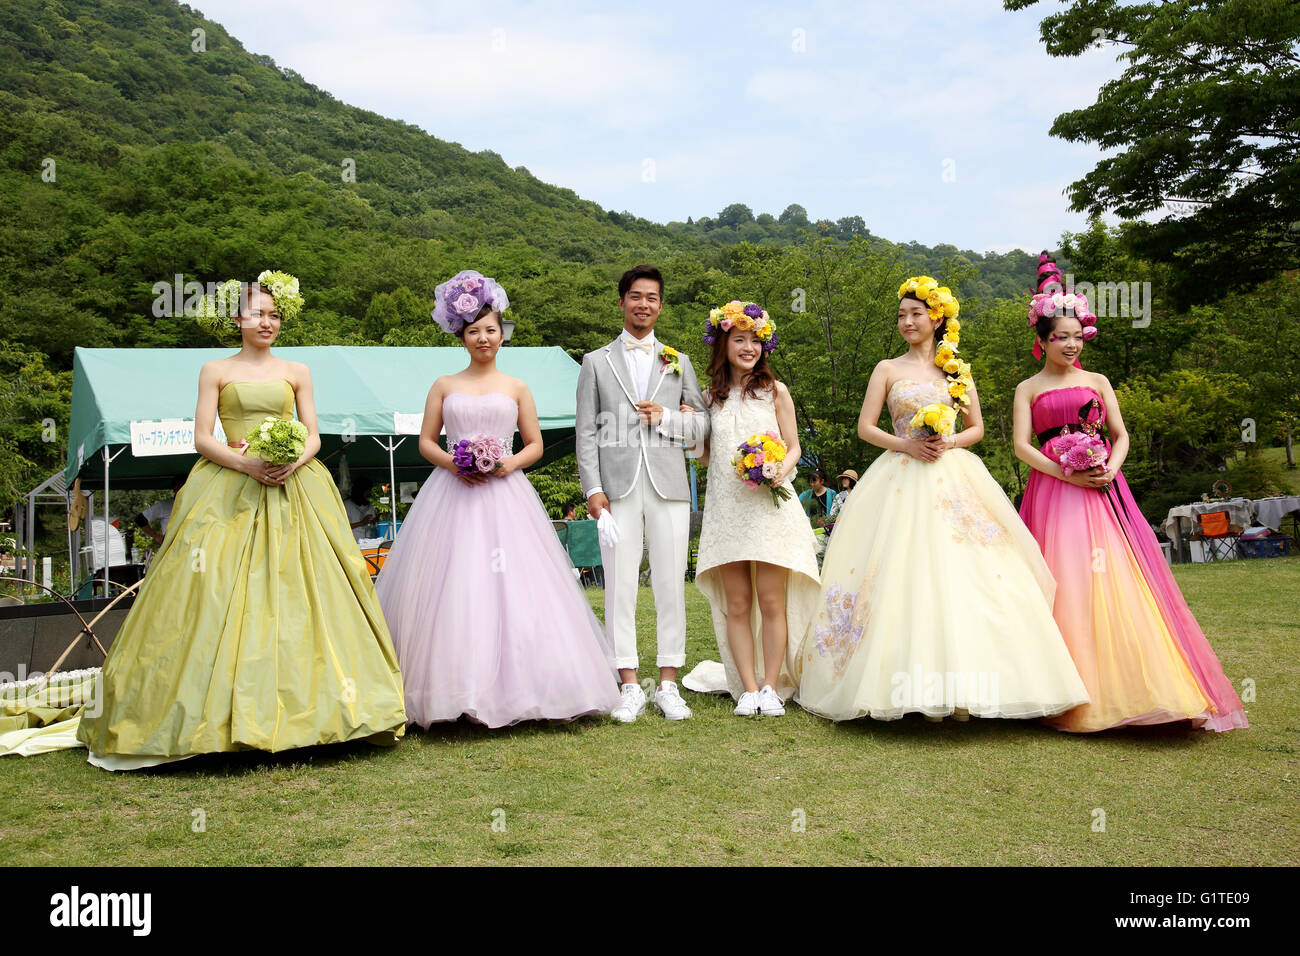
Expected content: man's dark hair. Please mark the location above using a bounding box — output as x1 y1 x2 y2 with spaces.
350 474 375 503
618 265 664 300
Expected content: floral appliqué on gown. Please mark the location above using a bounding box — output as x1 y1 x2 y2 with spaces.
796 379 1089 721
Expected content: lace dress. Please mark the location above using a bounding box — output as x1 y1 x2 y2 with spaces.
695 387 820 700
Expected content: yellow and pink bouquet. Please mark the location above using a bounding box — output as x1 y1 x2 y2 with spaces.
732 431 791 505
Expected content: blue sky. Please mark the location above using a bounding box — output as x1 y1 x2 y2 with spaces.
193 0 1126 254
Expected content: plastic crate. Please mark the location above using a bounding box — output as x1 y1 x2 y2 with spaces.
1238 537 1292 559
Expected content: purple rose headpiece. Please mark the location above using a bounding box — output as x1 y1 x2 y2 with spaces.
432 269 510 335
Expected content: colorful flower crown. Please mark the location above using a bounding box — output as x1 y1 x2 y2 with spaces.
432 269 510 335
1027 253 1097 336
703 300 778 354
898 275 959 322
195 270 304 336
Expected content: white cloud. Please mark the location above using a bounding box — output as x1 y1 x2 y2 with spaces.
187 0 1135 251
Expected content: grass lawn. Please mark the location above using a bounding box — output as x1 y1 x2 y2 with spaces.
2 556 1296 866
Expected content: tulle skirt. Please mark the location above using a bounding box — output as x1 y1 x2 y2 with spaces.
795 448 1089 721
375 468 619 728
1020 469 1247 732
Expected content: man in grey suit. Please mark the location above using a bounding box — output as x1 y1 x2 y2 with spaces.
575 265 710 722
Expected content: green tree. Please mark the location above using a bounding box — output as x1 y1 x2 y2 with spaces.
1115 368 1251 517
714 236 910 481
1007 0 1300 306
0 344 72 503
716 203 755 229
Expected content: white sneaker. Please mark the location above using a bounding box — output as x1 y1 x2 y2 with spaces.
611 682 646 723
653 681 692 720
734 690 760 716
756 685 786 716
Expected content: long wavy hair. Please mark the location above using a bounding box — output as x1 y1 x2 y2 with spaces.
706 324 777 409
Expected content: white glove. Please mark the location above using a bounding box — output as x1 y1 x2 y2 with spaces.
597 510 620 549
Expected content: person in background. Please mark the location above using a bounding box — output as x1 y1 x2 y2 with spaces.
825 469 858 528
562 502 578 521
134 475 186 547
799 468 836 519
345 475 377 541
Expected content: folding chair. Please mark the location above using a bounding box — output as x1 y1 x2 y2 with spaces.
1196 510 1239 561
361 541 391 579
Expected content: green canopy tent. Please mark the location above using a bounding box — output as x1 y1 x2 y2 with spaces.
66 346 582 594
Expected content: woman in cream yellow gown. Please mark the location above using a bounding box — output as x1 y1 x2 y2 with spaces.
75 274 406 769
795 277 1088 722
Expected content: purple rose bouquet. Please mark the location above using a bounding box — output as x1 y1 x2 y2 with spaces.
451 434 509 480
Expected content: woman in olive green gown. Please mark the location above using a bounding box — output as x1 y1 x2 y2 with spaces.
76 274 406 770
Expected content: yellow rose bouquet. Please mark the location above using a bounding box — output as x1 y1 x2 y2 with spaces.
909 403 957 438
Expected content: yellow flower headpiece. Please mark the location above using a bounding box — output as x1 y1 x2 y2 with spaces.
898 275 972 412
897 275 959 322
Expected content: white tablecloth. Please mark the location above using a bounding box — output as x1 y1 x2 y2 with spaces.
1161 498 1255 541
1252 496 1300 532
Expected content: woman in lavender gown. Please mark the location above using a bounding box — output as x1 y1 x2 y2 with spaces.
375 271 620 727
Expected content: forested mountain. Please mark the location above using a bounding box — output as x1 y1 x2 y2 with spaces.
1 0 1294 531
0 0 1031 366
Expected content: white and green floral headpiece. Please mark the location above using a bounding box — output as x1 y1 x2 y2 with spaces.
196 270 304 335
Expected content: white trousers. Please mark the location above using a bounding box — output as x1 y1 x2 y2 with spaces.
600 476 689 670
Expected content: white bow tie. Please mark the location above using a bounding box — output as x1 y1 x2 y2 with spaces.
624 339 653 354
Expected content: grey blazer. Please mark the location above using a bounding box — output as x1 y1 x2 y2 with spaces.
575 337 710 502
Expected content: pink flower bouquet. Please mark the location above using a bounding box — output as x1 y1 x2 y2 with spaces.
1053 432 1108 476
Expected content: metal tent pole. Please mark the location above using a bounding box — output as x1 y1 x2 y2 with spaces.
101 446 125 599
66 489 74 597
371 436 408 532
26 490 36 588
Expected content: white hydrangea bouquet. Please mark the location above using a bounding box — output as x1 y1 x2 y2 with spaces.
244 417 308 464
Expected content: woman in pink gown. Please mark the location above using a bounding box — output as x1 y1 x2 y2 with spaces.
375 271 619 728
1013 253 1247 733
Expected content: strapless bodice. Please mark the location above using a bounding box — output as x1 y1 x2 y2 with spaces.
218 379 295 443
1030 385 1106 449
888 379 953 439
442 391 518 445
